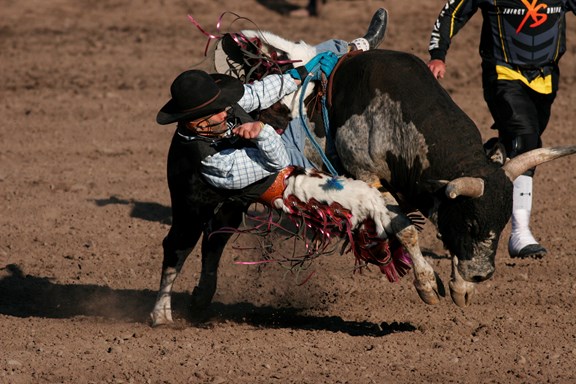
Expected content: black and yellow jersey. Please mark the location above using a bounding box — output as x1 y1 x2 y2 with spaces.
429 0 576 93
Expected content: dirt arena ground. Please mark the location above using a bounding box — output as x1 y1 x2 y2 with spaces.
1 0 576 383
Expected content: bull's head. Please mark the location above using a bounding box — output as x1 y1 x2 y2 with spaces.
434 145 576 306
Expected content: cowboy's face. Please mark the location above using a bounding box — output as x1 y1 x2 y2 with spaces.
185 107 230 137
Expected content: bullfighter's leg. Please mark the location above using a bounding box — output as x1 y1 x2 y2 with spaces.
150 210 204 326
190 202 245 310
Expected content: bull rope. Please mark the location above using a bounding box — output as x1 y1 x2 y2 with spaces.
298 69 340 177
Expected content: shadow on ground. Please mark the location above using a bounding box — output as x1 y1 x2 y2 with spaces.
0 264 416 336
93 196 172 224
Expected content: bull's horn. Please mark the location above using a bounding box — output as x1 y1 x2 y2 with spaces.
502 146 576 181
445 177 485 199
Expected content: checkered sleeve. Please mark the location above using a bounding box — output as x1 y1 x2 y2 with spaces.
200 124 290 190
238 74 298 113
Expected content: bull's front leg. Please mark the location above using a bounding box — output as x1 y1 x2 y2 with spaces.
449 256 476 307
379 191 445 305
395 225 445 304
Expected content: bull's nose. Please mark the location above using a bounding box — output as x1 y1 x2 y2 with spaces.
469 270 494 283
458 261 494 282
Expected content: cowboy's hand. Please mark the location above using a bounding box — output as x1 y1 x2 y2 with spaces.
232 121 264 139
316 51 338 77
427 59 446 79
287 51 339 81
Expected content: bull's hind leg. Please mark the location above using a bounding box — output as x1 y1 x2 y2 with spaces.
379 191 445 304
150 224 202 326
150 244 192 326
190 203 245 311
151 201 209 326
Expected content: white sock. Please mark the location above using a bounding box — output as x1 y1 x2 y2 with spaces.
508 175 539 253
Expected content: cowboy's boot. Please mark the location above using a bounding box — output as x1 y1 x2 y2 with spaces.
349 8 388 51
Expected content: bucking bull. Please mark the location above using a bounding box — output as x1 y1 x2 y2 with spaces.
150 25 576 326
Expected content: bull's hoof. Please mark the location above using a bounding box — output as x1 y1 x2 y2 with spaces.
150 309 173 327
450 255 477 307
413 271 445 305
449 279 475 307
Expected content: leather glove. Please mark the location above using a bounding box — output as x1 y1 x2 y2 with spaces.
287 51 339 81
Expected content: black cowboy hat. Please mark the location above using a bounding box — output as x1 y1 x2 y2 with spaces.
156 70 244 125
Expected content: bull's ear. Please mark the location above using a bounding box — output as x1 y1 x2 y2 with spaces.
484 138 507 165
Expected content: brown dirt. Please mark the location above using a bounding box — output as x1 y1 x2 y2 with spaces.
1 0 576 383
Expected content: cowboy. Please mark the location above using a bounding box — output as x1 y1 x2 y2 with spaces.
157 69 290 191
157 51 340 190
158 6 389 189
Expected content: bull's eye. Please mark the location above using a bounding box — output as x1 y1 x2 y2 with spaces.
465 220 479 237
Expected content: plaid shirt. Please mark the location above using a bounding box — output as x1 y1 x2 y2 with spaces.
239 73 297 112
200 74 296 189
